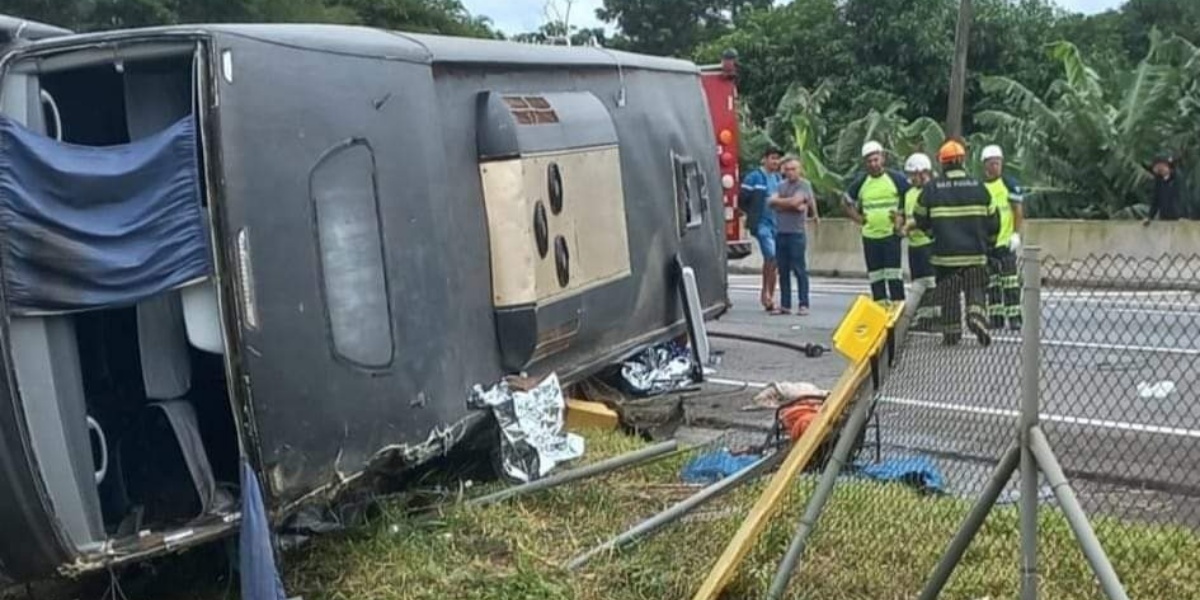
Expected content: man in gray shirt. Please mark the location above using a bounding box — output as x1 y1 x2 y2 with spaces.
768 157 819 315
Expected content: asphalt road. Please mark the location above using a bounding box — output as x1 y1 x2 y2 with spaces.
692 274 1200 528
680 275 862 432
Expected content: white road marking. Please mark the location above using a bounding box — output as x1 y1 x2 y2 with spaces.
1101 307 1200 317
706 378 1200 439
906 331 1200 356
878 396 1200 440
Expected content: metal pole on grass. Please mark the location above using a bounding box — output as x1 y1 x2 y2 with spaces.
1019 245 1042 600
468 441 678 507
1029 428 1130 600
918 444 1020 600
564 451 779 571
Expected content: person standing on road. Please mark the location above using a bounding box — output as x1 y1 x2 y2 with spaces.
844 141 909 305
910 140 998 347
903 152 939 330
981 145 1025 331
1143 153 1185 224
740 147 784 311
768 157 818 315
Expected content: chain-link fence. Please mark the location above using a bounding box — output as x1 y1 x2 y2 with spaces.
765 251 1200 599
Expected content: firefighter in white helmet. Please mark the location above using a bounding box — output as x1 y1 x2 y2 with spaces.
902 152 939 330
980 144 1025 331
843 141 910 305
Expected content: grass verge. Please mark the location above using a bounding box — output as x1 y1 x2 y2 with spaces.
149 430 1199 600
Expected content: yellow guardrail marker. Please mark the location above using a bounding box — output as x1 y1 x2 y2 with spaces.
832 297 894 363
691 298 902 600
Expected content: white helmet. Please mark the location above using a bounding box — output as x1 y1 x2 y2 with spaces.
904 153 933 173
861 141 884 158
981 145 1004 161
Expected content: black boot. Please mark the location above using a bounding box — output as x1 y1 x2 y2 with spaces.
968 315 993 347
1008 316 1023 332
942 332 961 346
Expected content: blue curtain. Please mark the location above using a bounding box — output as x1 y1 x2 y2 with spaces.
0 114 210 315
240 461 289 600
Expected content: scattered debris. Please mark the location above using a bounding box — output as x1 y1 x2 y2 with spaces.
617 340 696 397
777 400 824 441
1137 380 1176 399
470 373 585 483
743 381 828 412
565 399 620 431
578 377 686 441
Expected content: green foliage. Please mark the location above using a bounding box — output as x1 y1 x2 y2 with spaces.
595 0 771 58
980 32 1200 219
720 0 1200 220
0 0 499 37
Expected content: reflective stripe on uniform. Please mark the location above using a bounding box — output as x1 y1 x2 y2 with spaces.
930 206 990 218
932 255 987 267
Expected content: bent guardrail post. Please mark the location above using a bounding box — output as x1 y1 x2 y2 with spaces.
766 289 921 600
564 450 782 571
467 441 678 508
691 297 903 600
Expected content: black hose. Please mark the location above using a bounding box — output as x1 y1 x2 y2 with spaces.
708 331 829 357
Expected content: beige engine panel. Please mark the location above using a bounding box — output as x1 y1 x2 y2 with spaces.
479 146 632 308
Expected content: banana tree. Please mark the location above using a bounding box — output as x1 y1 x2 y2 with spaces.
978 31 1200 218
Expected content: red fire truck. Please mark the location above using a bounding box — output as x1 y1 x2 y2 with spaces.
700 49 751 260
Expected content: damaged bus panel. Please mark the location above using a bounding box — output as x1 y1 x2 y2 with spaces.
0 24 728 583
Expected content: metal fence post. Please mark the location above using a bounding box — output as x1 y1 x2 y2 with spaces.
1019 245 1042 600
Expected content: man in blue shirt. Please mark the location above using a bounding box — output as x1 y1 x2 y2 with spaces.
740 147 783 310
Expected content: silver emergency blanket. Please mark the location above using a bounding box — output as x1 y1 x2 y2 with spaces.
619 341 695 397
470 373 585 482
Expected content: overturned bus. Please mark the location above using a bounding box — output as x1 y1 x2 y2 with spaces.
0 23 729 583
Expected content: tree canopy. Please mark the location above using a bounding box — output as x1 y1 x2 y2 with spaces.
2 0 1197 218
0 0 499 37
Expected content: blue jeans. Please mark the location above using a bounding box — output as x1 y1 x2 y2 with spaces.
775 232 809 309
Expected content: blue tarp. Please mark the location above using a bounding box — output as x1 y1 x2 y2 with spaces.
0 114 210 315
681 449 762 484
854 456 946 494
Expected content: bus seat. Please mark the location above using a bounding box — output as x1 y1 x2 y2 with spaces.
180 278 224 355
136 291 191 401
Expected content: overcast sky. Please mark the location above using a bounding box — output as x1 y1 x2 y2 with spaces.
462 0 1126 37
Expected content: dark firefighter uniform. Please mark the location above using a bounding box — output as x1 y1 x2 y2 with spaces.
912 168 999 346
985 175 1025 330
903 184 939 328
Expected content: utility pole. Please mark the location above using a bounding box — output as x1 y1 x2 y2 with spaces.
946 0 972 140
544 0 575 46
